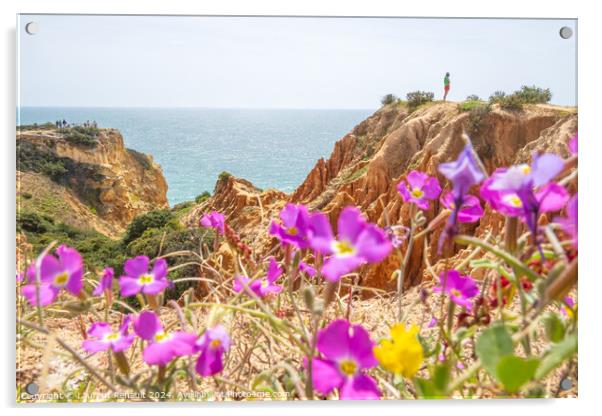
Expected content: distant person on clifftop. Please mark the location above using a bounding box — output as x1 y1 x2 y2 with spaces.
443 72 450 101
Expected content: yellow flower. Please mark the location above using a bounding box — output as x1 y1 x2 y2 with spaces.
374 324 423 378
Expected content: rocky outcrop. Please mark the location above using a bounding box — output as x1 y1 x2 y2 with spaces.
17 128 168 238
190 102 577 291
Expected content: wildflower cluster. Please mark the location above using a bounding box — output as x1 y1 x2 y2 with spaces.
17 133 578 401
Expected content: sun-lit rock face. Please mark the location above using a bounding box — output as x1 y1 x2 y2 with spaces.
17 127 168 238
189 102 577 291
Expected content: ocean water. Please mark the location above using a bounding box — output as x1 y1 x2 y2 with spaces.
17 107 374 205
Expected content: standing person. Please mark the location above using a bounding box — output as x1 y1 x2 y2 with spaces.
443 72 451 101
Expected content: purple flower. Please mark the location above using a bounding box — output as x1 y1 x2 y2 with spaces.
438 144 486 197
195 325 231 377
200 211 225 235
384 225 410 249
433 270 479 310
555 193 577 248
20 245 84 306
133 311 197 366
309 319 380 400
118 256 169 297
440 191 483 223
92 267 114 296
568 134 577 155
269 203 312 249
309 207 392 282
437 144 486 251
397 171 442 210
482 154 569 244
82 316 135 353
299 261 317 278
233 257 283 297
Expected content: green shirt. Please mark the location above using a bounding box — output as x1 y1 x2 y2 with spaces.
444 75 450 86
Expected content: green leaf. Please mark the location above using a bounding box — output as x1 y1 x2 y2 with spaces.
535 333 577 380
432 363 451 393
454 235 541 281
414 378 438 399
543 312 566 343
475 324 514 377
496 356 540 393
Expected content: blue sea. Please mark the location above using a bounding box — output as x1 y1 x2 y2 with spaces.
17 107 374 205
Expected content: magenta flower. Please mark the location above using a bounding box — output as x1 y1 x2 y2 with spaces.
397 171 441 210
92 267 114 296
200 211 225 235
482 154 569 248
434 270 479 310
20 245 83 306
309 320 380 400
133 311 197 366
233 257 283 297
309 207 392 282
568 134 577 155
195 325 231 377
82 316 135 353
118 256 170 297
555 193 577 248
385 224 410 249
269 203 313 249
440 191 483 223
299 261 317 278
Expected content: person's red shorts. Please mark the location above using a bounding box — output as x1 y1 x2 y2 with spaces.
444 85 450 92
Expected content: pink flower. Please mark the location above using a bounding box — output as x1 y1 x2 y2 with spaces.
20 245 84 306
82 316 135 353
568 134 577 155
195 325 231 377
200 211 225 235
299 261 317 278
309 207 392 282
233 257 283 297
92 267 114 296
440 191 484 223
309 320 380 400
269 203 312 249
397 171 442 210
555 193 577 248
433 270 479 310
118 256 170 297
133 311 197 366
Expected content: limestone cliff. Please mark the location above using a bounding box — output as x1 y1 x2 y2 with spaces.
188 102 577 291
17 127 168 238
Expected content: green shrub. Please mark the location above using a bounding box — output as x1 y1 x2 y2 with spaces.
195 191 211 204
17 211 51 233
515 85 552 104
381 94 399 106
498 94 525 111
218 171 232 182
406 91 434 111
458 99 486 112
466 102 492 135
488 91 507 105
466 94 481 101
63 125 99 146
122 209 176 245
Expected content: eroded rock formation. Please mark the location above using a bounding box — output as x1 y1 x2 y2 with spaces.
189 102 577 291
17 128 168 238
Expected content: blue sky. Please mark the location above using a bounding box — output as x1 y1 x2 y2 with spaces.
18 15 577 108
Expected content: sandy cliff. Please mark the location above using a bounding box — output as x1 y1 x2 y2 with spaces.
17 127 169 238
187 102 577 290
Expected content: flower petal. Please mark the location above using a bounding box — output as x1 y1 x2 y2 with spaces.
339 374 380 400
311 358 344 396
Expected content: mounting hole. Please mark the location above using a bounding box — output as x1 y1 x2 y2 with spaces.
559 26 573 39
25 22 38 35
